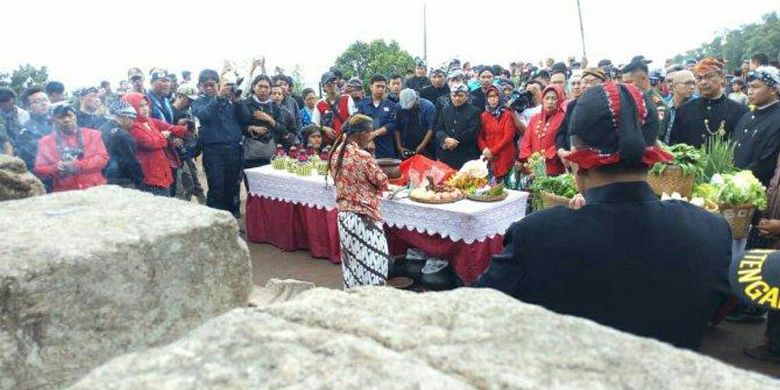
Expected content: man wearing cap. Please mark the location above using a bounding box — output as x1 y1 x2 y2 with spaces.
476 81 732 350
395 88 436 158
75 87 107 130
97 100 144 189
420 68 450 108
404 60 432 93
172 82 206 203
357 74 398 159
733 66 780 187
312 71 357 145
345 77 364 103
662 70 696 144
435 83 481 169
556 67 607 155
128 68 145 94
621 55 669 138
147 68 174 123
669 58 748 148
34 105 108 192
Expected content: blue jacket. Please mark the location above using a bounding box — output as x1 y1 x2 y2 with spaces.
357 98 397 158
147 92 174 124
192 96 243 147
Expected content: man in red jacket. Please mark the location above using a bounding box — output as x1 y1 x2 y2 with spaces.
34 105 108 192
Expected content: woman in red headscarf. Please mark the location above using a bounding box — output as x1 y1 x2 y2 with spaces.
121 92 188 196
518 84 566 175
478 85 517 180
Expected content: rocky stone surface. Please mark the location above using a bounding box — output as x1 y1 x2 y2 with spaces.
247 278 315 307
0 155 45 201
0 186 252 390
72 286 779 389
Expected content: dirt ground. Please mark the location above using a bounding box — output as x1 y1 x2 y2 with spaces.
192 161 780 379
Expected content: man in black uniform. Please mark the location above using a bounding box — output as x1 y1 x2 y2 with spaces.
420 68 449 108
404 60 432 93
733 66 780 187
670 58 748 148
475 81 732 350
435 83 480 169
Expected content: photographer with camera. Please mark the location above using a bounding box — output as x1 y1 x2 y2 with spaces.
238 74 289 189
34 105 108 192
171 83 206 203
192 69 244 217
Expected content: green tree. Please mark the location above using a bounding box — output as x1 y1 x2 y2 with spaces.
332 40 416 87
0 64 49 96
290 64 305 95
674 12 780 72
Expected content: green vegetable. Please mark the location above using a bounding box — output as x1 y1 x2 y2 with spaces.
530 174 578 198
699 132 737 184
693 171 767 210
649 142 705 180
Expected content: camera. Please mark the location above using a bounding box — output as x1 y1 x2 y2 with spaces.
321 111 335 129
505 90 535 113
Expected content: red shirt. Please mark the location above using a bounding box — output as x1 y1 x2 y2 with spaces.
34 128 108 192
331 142 389 221
129 118 187 188
479 110 517 177
519 111 566 175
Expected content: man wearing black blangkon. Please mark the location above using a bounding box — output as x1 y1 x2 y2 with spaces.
475 81 733 350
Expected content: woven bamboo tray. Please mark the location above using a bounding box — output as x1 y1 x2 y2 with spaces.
648 165 695 198
540 191 572 209
466 192 509 202
409 192 464 204
719 203 755 240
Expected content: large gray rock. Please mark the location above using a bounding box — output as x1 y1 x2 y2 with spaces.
72 286 779 389
0 155 45 201
0 186 252 389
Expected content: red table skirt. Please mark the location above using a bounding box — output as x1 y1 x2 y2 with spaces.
246 195 505 284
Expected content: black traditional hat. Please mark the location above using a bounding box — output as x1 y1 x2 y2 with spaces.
566 82 670 169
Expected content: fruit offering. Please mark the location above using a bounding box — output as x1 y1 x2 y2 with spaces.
410 182 463 203
447 174 489 193
469 183 507 196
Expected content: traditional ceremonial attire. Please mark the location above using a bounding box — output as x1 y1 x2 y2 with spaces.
669 59 748 148
434 87 481 170
518 85 566 175
331 132 390 289
475 82 733 350
734 102 780 187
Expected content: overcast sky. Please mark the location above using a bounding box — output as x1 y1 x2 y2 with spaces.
3 0 778 90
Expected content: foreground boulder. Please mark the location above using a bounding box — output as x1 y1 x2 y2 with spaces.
0 186 252 389
72 286 778 389
0 155 45 201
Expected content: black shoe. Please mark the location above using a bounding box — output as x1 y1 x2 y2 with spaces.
744 343 780 363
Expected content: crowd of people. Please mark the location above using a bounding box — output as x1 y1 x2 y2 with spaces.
2 50 780 362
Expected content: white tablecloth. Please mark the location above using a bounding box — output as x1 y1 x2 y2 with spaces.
245 165 528 244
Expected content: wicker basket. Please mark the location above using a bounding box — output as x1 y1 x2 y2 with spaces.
466 192 509 202
647 165 695 198
719 203 755 240
539 191 571 209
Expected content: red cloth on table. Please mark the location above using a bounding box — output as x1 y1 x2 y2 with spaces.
246 195 505 284
246 195 341 264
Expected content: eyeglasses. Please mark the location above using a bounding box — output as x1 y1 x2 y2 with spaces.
677 80 696 86
29 98 50 105
581 78 602 87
